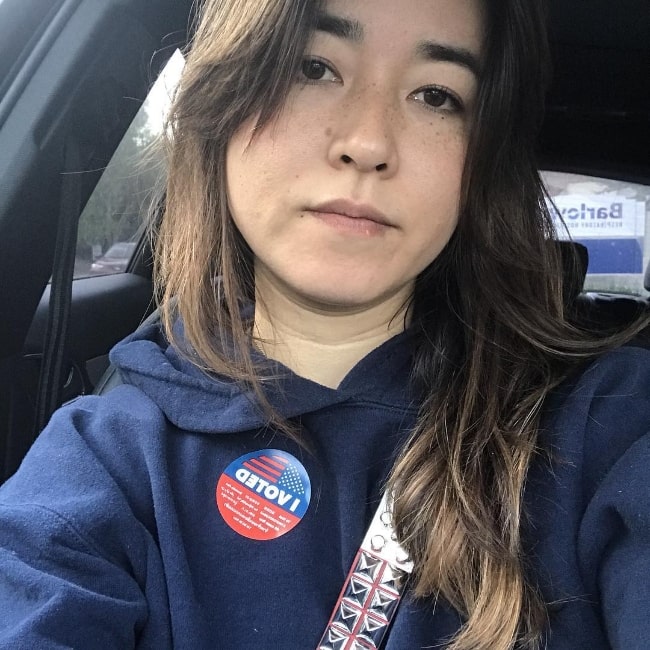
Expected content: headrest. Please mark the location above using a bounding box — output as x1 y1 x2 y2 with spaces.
556 240 589 304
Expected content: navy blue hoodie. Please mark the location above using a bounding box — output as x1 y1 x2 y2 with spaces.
0 321 649 649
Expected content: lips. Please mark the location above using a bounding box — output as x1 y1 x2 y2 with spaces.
309 199 393 227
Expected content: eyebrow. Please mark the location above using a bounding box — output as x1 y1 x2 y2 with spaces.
416 41 481 78
315 12 364 43
314 11 481 79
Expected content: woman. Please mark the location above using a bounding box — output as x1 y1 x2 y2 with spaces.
1 0 648 648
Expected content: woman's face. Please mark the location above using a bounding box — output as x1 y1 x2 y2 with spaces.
227 0 483 311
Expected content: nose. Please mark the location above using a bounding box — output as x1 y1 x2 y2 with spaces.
327 86 399 177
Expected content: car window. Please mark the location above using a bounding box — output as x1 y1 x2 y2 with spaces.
542 171 650 297
75 49 186 278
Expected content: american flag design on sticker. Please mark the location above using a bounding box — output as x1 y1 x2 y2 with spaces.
216 449 311 541
243 453 306 496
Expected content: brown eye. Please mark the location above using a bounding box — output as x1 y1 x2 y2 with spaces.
422 88 448 108
411 85 463 114
301 58 328 81
299 57 339 83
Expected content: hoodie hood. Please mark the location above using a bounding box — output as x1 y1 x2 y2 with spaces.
109 318 419 435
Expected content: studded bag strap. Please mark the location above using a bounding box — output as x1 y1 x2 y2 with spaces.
317 492 414 650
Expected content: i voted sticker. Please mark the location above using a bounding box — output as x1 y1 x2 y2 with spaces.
216 449 311 541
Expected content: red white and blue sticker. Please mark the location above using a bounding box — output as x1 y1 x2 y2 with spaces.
216 449 311 541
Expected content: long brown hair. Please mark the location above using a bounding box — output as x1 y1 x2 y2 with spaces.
155 0 648 648
156 0 320 427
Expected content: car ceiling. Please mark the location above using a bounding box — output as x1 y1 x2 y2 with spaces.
542 0 650 180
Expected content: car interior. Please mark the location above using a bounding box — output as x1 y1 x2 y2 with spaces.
0 0 648 482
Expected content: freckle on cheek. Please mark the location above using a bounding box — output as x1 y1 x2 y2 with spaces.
325 127 332 136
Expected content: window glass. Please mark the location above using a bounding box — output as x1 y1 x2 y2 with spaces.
74 50 185 278
542 171 650 297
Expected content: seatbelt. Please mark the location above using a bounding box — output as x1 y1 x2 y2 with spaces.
33 138 83 438
317 492 414 650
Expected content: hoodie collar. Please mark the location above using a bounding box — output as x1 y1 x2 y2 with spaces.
109 318 419 434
